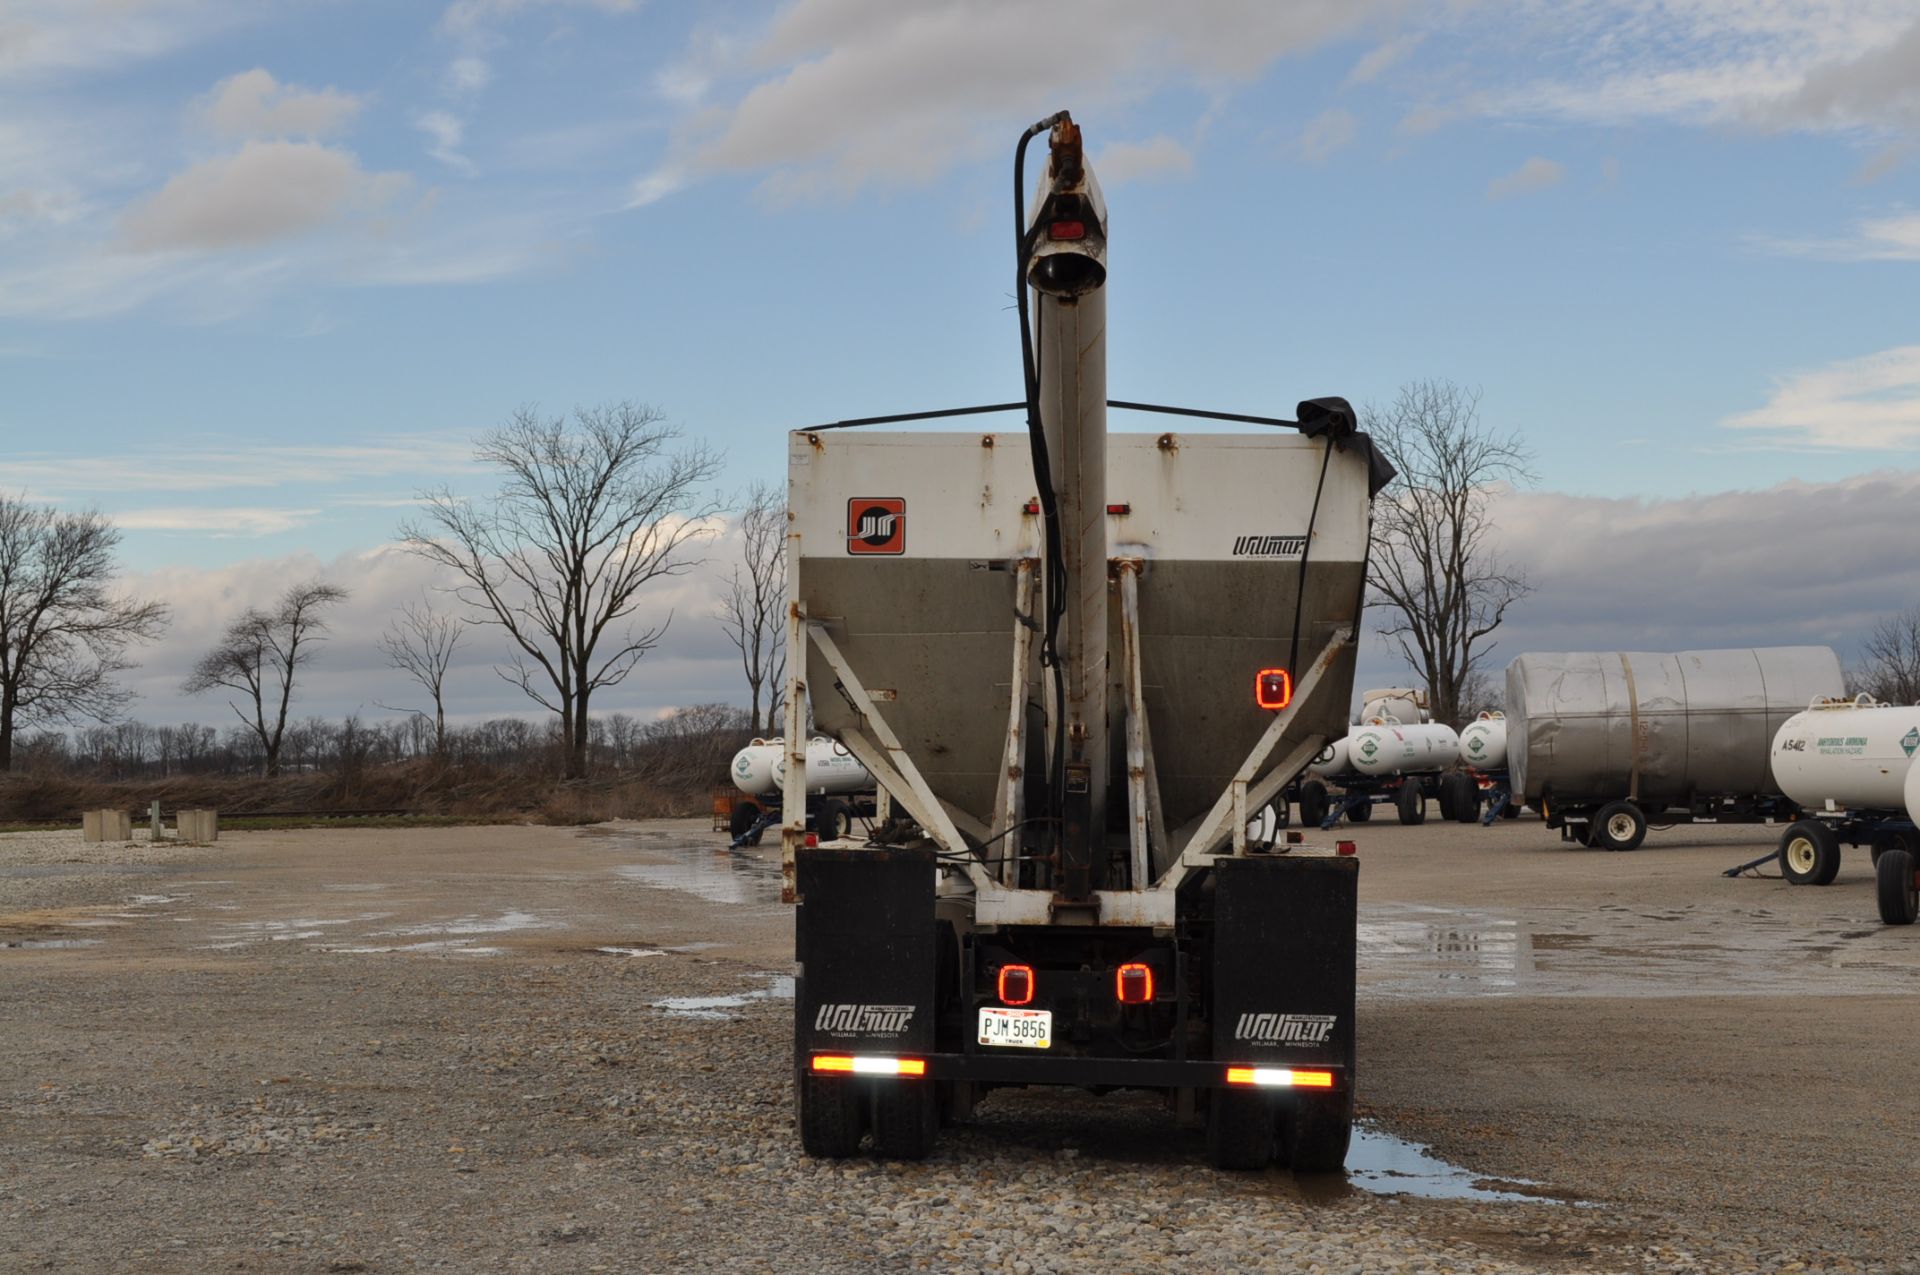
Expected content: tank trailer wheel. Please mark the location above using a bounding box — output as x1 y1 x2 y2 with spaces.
1876 849 1919 925
1590 801 1648 852
1395 782 1426 826
814 798 852 842
797 1073 865 1159
729 800 762 840
1449 774 1481 824
1436 780 1458 822
1299 780 1330 828
1205 1089 1273 1170
1278 1091 1355 1175
873 1081 939 1161
1346 798 1372 824
1502 801 1523 819
1779 820 1842 886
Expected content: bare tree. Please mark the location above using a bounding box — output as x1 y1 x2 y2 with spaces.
0 497 169 771
183 580 347 777
1856 605 1920 705
376 598 463 753
1365 380 1535 728
717 481 788 734
401 403 722 779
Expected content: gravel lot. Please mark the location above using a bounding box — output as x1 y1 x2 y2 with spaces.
1 814 1914 1273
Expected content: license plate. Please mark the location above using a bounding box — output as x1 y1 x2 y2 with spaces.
977 1006 1052 1049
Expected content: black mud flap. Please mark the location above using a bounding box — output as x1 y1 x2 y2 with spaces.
795 846 937 1059
1209 855 1357 1078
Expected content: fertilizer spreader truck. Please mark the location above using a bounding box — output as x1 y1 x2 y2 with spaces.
780 112 1391 1171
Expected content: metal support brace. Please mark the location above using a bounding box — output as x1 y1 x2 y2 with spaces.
806 621 985 883
779 531 807 905
1116 564 1157 889
1167 626 1353 879
991 558 1037 886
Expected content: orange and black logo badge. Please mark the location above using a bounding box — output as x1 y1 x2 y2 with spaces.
847 498 905 555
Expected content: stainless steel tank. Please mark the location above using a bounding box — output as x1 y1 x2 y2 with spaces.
1505 647 1844 807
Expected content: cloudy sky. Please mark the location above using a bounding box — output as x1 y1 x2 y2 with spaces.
3 0 1917 726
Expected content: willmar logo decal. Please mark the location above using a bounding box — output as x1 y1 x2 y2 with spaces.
847 498 905 555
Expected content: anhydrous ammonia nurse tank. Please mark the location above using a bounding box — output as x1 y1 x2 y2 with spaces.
1459 712 1508 770
1763 698 1920 911
1348 720 1460 777
731 737 871 797
1770 699 1920 813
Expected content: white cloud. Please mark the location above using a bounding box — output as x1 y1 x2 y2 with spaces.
1486 155 1563 200
1298 108 1358 163
0 437 478 496
446 56 492 94
200 69 364 139
1722 344 1920 450
1475 3 1920 136
1346 33 1423 85
120 141 411 253
645 0 1392 202
415 110 474 174
627 166 686 209
440 0 641 39
1756 211 1920 261
1093 137 1193 185
117 506 323 537
0 0 244 79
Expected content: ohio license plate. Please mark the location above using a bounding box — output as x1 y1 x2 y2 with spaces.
977 1006 1052 1049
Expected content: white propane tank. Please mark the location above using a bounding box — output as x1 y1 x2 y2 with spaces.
1907 751 1920 827
1459 712 1508 771
729 736 872 797
1309 736 1351 778
1349 720 1461 777
1770 699 1920 812
1361 687 1426 725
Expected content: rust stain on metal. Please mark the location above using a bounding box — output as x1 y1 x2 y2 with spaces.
981 434 995 448
805 432 824 451
1156 432 1178 452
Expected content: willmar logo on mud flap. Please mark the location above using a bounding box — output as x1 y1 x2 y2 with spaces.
814 1004 915 1036
1230 535 1307 558
847 498 906 555
1234 1013 1337 1047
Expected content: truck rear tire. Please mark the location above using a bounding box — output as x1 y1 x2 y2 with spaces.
797 1073 864 1158
1877 849 1918 925
1590 801 1647 852
814 798 852 842
1395 782 1425 826
1299 780 1329 828
1779 820 1841 886
1279 1092 1354 1174
1205 1089 1272 1170
873 1081 938 1160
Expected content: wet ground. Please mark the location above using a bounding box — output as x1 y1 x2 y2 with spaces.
3 815 1917 1271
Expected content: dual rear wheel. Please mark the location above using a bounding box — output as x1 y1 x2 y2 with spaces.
798 1074 940 1161
1205 1088 1353 1174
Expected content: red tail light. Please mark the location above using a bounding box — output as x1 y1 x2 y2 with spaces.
997 963 1035 1006
1115 962 1154 1004
1048 220 1086 241
1256 669 1292 710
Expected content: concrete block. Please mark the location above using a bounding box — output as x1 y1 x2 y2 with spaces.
82 809 131 842
177 809 220 843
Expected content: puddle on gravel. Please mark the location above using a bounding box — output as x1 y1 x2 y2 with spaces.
1360 902 1920 998
1 937 103 950
615 850 782 908
1340 1126 1556 1203
654 974 795 1019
